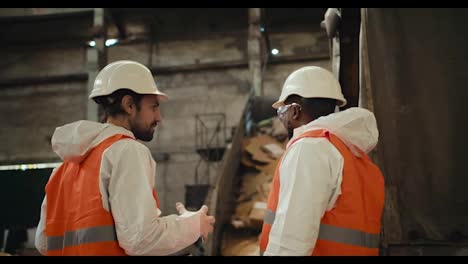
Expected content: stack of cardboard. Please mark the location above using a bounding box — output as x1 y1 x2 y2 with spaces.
221 117 288 256
221 229 260 256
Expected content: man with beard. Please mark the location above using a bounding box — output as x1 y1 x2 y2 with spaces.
34 60 215 256
259 66 385 256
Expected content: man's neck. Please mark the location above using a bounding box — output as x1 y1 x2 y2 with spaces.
106 116 131 131
298 116 316 127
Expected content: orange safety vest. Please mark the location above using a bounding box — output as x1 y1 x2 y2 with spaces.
259 129 385 256
44 134 160 256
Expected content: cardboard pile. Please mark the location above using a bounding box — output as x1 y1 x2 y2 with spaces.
221 229 260 256
221 117 288 256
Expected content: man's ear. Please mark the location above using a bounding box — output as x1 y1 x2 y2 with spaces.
292 105 301 120
121 95 135 115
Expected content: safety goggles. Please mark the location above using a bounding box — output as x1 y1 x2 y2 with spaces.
277 103 301 118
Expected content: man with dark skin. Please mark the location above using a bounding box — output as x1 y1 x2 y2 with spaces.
259 66 385 256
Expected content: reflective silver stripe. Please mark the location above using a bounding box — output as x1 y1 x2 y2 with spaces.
318 224 380 248
263 210 275 224
47 225 118 251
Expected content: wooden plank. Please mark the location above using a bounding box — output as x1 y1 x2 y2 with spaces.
205 97 248 256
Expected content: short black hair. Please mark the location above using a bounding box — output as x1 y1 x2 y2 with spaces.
286 94 337 120
93 89 144 117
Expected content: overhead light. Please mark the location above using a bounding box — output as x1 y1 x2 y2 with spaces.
105 38 118 47
271 48 279 55
87 40 96 47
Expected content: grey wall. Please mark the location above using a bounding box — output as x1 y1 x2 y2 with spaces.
0 24 329 215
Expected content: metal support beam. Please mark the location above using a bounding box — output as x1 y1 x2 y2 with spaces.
87 8 107 122
107 8 127 40
0 73 87 87
338 8 361 110
0 8 94 18
323 8 341 85
331 36 341 79
0 53 330 89
260 8 272 77
248 8 263 96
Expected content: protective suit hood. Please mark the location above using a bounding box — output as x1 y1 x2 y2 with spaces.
291 107 379 156
51 120 134 163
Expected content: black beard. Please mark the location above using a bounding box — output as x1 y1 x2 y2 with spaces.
130 118 155 142
133 129 154 142
287 121 294 140
288 128 294 140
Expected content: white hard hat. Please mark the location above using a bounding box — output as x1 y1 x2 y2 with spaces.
89 60 169 101
272 66 346 109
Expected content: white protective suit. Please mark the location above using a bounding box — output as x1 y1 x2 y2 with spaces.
264 107 379 256
35 120 202 255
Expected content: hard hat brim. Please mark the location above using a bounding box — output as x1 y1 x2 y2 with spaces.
89 90 169 102
271 100 284 109
272 97 347 109
156 92 169 102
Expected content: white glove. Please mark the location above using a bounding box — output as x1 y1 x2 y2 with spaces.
175 202 215 242
176 202 198 217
